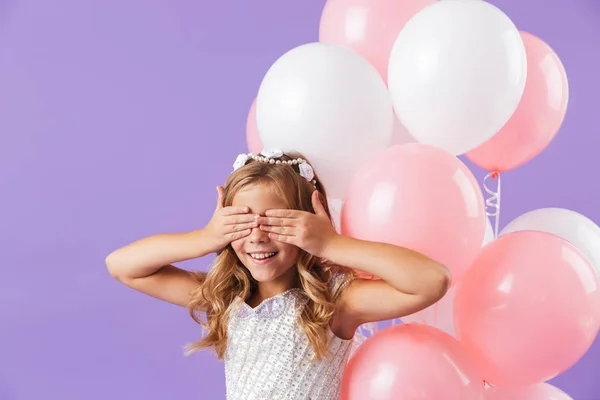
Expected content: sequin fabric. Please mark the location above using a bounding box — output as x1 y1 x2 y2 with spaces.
224 272 354 400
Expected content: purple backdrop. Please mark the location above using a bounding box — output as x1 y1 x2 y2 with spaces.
1 0 598 399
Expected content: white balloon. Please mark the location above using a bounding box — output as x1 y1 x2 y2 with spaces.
256 42 393 198
387 0 527 155
501 208 600 278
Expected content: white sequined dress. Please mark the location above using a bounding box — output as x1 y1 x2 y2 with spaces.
224 273 354 400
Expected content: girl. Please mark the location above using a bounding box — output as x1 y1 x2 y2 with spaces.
106 149 450 400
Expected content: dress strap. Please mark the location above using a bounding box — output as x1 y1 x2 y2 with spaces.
328 269 354 301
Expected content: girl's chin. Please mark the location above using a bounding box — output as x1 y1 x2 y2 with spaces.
248 269 278 282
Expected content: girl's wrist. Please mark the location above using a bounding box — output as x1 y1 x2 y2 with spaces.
317 233 347 261
186 228 218 258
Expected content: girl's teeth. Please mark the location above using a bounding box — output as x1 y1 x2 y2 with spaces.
251 252 276 260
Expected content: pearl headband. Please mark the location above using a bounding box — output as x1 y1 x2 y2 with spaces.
232 148 316 184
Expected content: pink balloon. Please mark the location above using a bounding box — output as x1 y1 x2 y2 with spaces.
484 382 573 400
454 231 600 387
400 219 493 335
466 31 569 172
341 323 484 400
319 0 436 83
245 98 262 153
341 144 485 284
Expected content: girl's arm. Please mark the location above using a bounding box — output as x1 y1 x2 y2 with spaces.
105 229 213 307
106 186 257 307
321 235 451 335
256 191 450 334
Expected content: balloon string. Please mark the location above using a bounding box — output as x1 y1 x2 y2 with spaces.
483 172 501 237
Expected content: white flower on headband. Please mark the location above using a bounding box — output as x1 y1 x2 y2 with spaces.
232 153 249 171
260 148 284 159
298 162 314 181
230 149 316 185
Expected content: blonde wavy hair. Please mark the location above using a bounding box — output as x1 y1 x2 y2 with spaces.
185 151 355 360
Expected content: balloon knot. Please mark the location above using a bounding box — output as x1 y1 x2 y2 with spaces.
491 171 499 179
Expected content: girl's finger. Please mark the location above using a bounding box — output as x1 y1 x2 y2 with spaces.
215 186 225 210
220 206 250 216
268 233 293 244
228 221 258 232
259 225 294 235
264 209 301 218
227 229 252 241
255 216 295 226
224 214 259 225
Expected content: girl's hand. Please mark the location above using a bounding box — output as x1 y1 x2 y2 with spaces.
204 186 257 252
257 191 338 258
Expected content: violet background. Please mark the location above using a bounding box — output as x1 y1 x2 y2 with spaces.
1 0 599 398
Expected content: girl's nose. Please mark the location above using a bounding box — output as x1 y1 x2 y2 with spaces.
248 224 269 243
